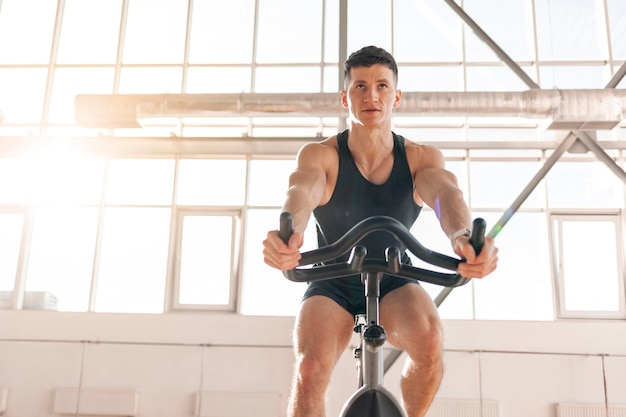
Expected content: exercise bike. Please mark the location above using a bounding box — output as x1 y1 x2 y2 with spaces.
279 212 486 417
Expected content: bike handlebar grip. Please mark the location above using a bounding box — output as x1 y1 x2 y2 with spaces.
279 212 293 244
470 218 486 255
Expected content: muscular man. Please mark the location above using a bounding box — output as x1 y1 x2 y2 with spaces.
263 45 498 417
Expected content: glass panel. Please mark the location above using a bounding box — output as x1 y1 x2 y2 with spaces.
240 208 316 316
0 68 47 123
188 0 255 64
118 67 183 93
25 207 99 312
399 66 462 92
106 159 175 205
96 207 170 313
0 213 23 292
607 0 626 61
178 215 233 305
254 67 321 93
467 127 538 142
535 0 607 61
186 67 252 94
256 0 323 63
547 161 624 209
177 159 246 206
48 68 115 123
463 0 533 62
560 220 621 312
539 66 607 89
469 161 545 209
0 0 57 64
393 0 462 62
323 65 340 92
409 210 473 320
122 0 188 64
474 212 553 320
466 66 534 91
347 0 391 54
0 159 35 204
323 0 340 63
248 159 296 206
33 156 105 205
56 0 123 64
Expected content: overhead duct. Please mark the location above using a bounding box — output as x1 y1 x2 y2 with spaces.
74 89 626 130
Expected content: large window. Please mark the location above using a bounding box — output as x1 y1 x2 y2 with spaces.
0 0 625 321
551 214 625 319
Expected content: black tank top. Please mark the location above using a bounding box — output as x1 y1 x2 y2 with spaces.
313 129 422 263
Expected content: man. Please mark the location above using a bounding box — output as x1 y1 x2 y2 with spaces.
263 45 498 417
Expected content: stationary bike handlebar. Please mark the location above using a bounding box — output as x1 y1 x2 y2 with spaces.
278 212 486 287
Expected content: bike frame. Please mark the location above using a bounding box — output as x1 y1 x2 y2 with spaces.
278 213 485 417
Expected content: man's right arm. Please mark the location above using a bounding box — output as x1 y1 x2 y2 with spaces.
263 142 331 270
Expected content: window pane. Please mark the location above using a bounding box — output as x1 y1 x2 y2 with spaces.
56 0 123 64
0 68 47 123
25 207 99 312
535 0 607 61
323 0 339 63
474 212 554 320
463 0 533 62
347 0 391 54
469 161 545 208
241 209 316 316
33 156 105 205
48 68 115 123
178 215 233 306
248 159 295 206
96 208 170 313
122 0 188 64
256 0 322 63
106 159 174 205
409 210 473 320
0 213 23 292
393 0 462 62
607 0 626 61
466 66 534 91
188 0 255 64
254 67 321 93
547 161 624 209
0 0 57 64
177 159 246 206
539 66 607 89
186 68 252 94
119 67 183 93
399 66 462 92
559 220 621 312
0 159 35 204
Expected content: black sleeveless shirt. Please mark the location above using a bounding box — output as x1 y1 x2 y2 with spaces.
313 129 422 263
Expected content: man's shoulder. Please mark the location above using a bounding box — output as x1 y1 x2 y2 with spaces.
299 135 339 155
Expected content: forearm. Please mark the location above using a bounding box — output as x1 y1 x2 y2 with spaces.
434 187 473 240
281 169 326 233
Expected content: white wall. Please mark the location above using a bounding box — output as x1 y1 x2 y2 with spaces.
0 311 625 417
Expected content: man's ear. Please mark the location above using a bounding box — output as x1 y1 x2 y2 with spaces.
393 89 402 108
340 90 349 108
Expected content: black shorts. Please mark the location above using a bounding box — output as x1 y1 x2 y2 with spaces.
302 274 419 316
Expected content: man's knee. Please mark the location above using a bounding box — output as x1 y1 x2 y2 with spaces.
294 352 336 383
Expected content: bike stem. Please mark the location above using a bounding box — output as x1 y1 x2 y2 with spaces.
360 271 387 388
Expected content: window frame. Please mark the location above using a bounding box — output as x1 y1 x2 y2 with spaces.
550 212 626 319
171 208 243 312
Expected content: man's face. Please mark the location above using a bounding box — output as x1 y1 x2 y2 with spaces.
341 64 401 127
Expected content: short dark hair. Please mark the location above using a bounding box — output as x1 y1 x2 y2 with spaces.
343 46 398 89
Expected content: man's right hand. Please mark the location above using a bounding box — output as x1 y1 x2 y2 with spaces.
263 230 304 270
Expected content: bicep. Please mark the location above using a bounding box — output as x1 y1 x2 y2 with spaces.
412 147 461 209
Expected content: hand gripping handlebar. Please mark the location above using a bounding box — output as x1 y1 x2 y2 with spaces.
278 213 486 287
